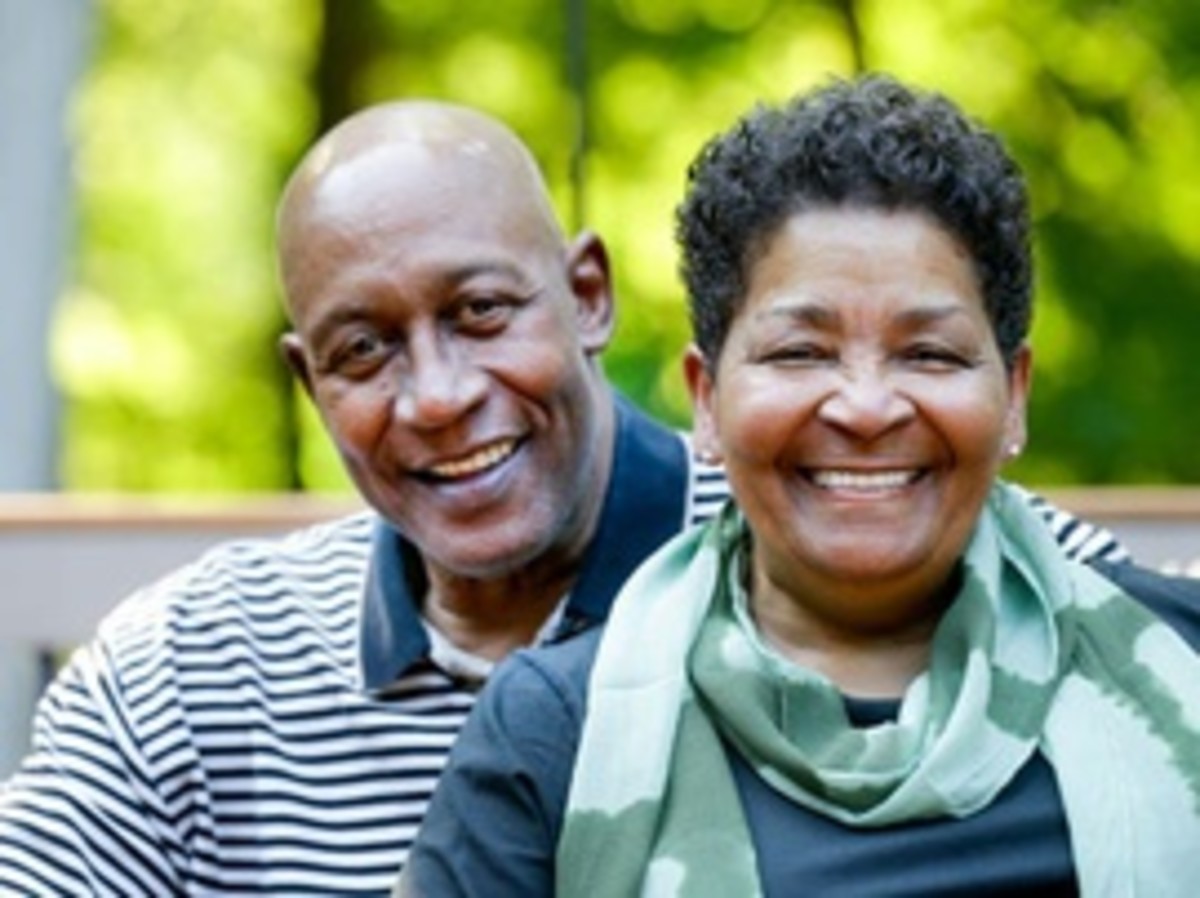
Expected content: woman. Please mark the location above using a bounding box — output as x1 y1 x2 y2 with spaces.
400 76 1200 896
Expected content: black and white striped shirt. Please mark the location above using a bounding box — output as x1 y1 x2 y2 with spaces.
0 398 1122 896
0 399 726 896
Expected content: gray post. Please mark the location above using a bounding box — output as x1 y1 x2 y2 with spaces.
0 0 93 777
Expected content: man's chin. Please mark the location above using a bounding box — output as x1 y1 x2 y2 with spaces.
421 527 551 581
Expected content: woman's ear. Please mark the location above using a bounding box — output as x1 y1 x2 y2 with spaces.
684 344 722 464
1002 344 1032 462
565 231 615 354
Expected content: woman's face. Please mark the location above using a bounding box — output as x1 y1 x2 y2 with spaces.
686 207 1030 633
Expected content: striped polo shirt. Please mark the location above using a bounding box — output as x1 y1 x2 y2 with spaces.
0 397 727 896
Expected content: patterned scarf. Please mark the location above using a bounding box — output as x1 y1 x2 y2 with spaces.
558 483 1200 896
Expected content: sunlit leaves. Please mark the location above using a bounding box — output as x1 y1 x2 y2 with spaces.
57 0 318 491
59 0 1200 489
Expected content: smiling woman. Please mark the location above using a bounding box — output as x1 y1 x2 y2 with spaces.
399 75 1200 898
684 207 1029 669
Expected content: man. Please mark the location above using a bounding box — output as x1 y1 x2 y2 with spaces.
0 101 1127 895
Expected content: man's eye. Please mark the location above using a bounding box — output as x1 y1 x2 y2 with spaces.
346 333 384 358
458 296 513 329
329 332 388 376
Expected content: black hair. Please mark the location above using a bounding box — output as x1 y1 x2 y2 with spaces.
676 74 1031 368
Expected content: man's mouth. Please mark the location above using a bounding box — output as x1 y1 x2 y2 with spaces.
426 439 518 481
808 469 922 492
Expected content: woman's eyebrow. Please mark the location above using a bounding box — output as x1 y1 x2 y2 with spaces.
758 300 837 329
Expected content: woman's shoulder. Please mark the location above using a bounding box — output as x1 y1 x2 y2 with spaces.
1092 559 1200 651
460 625 605 757
488 625 604 723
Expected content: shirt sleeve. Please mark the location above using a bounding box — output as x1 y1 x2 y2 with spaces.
1010 483 1130 564
399 649 583 898
0 635 185 895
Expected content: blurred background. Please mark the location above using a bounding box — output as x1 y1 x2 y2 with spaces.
4 0 1200 772
7 0 1200 498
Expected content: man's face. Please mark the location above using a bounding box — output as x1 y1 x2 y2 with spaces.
280 141 614 581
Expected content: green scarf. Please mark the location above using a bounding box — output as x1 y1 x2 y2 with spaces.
557 482 1200 896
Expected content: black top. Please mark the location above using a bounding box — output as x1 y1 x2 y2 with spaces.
403 559 1200 896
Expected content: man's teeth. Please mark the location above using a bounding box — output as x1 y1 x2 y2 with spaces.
429 440 517 479
811 470 917 491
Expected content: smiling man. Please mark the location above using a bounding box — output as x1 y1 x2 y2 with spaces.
0 101 1136 896
0 101 727 896
277 103 624 662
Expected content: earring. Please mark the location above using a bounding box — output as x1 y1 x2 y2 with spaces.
1006 443 1023 459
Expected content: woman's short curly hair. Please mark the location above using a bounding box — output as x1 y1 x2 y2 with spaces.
676 74 1031 369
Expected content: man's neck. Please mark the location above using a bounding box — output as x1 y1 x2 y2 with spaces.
419 385 617 662
420 564 579 662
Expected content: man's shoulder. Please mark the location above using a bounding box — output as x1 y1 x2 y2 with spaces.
616 396 729 520
95 510 377 649
207 508 377 569
172 508 372 584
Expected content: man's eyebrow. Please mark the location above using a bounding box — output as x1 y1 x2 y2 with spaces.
445 260 526 280
416 259 536 297
306 303 375 349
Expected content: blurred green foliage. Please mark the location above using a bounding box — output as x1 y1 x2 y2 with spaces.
51 0 1200 491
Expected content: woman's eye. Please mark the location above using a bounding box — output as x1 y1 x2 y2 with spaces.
764 343 832 364
903 344 969 368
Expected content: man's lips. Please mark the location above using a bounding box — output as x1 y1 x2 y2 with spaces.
422 438 519 481
806 468 923 492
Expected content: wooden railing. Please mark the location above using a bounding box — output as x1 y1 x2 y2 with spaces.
0 493 363 645
1 488 1198 647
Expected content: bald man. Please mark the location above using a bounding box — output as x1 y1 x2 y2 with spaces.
0 102 728 895
0 102 1128 895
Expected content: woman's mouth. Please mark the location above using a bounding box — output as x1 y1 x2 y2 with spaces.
808 469 922 492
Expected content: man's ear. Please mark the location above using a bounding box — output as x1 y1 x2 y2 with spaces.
280 332 314 398
683 344 722 464
565 230 615 354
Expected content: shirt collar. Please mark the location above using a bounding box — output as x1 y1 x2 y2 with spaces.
357 391 690 694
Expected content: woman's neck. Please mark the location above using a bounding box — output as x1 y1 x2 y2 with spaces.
747 565 960 698
753 607 935 697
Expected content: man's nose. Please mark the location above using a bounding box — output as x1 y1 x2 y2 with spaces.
393 340 486 429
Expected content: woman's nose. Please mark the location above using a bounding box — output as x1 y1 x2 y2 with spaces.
816 368 914 441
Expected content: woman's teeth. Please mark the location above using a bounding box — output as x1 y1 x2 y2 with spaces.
811 469 918 491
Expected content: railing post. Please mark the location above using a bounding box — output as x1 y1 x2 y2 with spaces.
0 0 94 776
